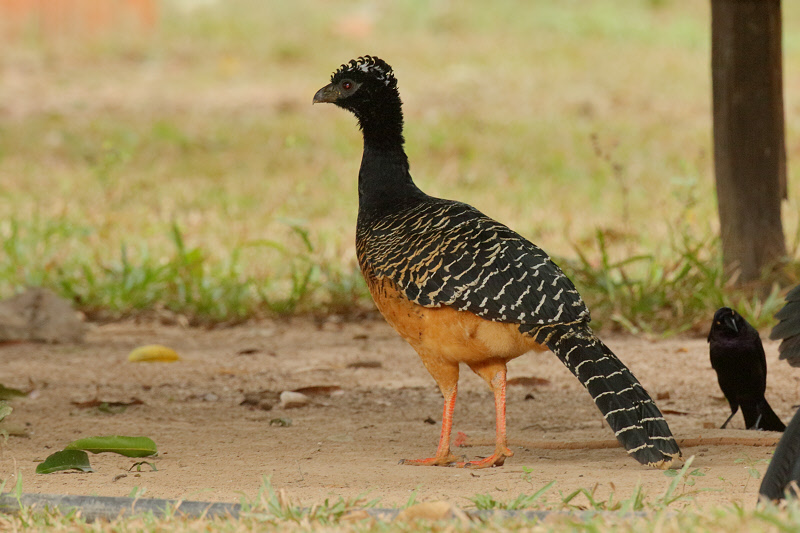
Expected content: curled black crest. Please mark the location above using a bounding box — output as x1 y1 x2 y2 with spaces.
331 55 397 88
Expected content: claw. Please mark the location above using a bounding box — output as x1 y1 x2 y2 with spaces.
455 447 513 469
458 456 506 469
399 453 461 467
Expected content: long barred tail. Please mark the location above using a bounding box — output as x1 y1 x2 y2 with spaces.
533 324 681 468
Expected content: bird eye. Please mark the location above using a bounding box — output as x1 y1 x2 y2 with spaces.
342 80 353 90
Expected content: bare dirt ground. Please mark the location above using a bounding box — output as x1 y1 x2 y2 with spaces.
0 317 796 510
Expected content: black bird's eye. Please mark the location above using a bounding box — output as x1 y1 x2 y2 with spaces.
342 80 353 90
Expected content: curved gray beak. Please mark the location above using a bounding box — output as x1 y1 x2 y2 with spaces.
313 83 341 104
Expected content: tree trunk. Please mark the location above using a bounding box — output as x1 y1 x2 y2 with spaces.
711 0 787 283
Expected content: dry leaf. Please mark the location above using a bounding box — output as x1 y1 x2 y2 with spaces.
507 376 551 387
292 385 341 396
661 409 690 416
347 361 382 369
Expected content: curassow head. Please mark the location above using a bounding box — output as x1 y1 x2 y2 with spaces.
313 55 396 106
313 56 403 140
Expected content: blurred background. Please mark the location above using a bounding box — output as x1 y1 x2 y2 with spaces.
0 0 797 333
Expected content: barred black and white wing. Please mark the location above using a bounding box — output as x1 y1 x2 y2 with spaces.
358 199 590 329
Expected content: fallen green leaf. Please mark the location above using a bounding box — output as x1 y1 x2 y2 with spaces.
36 450 94 474
64 436 157 457
0 401 12 423
0 385 26 400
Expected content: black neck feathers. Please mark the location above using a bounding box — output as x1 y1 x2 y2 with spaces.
357 144 425 222
356 88 406 152
316 56 428 222
354 88 426 219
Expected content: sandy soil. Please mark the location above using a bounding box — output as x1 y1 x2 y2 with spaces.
0 317 796 510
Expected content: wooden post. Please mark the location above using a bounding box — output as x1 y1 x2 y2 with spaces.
711 0 787 283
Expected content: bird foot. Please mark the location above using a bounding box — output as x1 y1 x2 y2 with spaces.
399 453 462 467
456 447 514 469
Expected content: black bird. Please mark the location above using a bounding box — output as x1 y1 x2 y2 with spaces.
769 284 800 367
760 406 800 501
313 55 681 468
708 307 785 432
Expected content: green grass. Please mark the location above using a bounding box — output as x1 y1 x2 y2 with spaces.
5 502 800 533
3 468 800 531
1 0 800 331
468 458 707 513
0 216 365 323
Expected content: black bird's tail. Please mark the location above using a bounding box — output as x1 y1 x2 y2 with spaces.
743 398 786 432
534 324 681 468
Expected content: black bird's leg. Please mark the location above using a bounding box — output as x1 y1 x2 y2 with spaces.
747 413 764 431
721 408 738 429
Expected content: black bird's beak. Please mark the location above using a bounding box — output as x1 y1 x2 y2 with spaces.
313 83 341 104
724 314 738 333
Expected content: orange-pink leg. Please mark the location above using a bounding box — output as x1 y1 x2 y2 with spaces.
400 383 461 466
458 365 513 469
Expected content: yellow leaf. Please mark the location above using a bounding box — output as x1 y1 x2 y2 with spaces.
128 344 180 363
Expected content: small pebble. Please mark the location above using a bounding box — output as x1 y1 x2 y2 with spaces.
280 391 310 408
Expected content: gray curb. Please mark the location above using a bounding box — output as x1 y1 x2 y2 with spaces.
0 492 643 522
